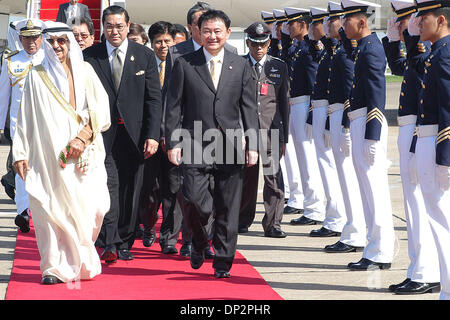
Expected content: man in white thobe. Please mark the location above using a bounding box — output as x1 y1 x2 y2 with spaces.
12 22 111 285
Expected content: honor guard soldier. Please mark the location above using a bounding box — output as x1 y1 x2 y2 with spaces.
408 0 450 300
282 7 327 227
273 8 305 216
238 22 290 238
261 11 279 57
0 19 45 234
308 6 347 238
323 1 367 254
341 0 396 271
273 9 292 63
383 0 441 295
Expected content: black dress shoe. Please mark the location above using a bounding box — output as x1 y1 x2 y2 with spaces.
142 229 156 247
283 206 304 215
388 278 411 292
395 281 441 295
214 269 231 279
118 249 134 260
15 210 30 233
179 243 192 257
1 178 15 200
204 247 215 260
162 245 178 254
101 245 117 263
348 258 391 271
264 227 287 238
324 241 364 253
290 216 321 225
41 275 63 285
190 248 205 269
310 227 341 237
238 226 249 233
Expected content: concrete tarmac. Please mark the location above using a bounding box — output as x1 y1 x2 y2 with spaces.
0 82 441 300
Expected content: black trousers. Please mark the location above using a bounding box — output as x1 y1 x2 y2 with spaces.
98 125 156 250
181 164 243 272
138 146 184 248
239 147 285 233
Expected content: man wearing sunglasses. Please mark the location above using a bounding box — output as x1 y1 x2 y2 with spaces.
238 22 289 238
68 17 95 50
0 19 45 235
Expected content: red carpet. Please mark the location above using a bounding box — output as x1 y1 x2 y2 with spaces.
6 218 282 300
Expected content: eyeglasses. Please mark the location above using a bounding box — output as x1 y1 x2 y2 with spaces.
105 24 126 32
73 33 90 40
46 37 69 45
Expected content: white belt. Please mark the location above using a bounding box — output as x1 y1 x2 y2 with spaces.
328 103 344 114
397 115 417 127
348 107 367 122
290 95 310 106
311 99 329 109
417 125 438 138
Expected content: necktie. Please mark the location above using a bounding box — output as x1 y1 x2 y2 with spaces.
255 62 262 78
159 60 166 88
210 58 219 89
112 48 123 92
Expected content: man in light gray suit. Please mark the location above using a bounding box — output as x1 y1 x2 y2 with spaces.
56 0 92 24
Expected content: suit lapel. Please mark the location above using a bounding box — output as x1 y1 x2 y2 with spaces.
216 50 235 93
245 54 259 81
118 42 135 95
96 42 115 92
193 49 216 93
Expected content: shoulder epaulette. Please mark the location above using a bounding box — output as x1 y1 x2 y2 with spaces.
5 50 19 59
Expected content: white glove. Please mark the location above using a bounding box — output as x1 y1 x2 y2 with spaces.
324 130 332 149
436 165 450 191
339 130 351 157
305 124 313 140
363 139 377 166
308 24 315 40
281 22 290 36
408 12 421 36
271 22 278 39
408 153 418 185
386 17 401 42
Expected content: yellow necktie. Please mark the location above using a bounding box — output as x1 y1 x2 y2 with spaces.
210 58 219 89
159 61 165 88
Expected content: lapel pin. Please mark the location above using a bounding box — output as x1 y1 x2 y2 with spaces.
229 66 233 70
131 56 135 61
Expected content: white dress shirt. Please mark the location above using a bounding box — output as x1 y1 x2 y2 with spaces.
249 54 267 74
203 47 225 88
106 38 128 72
192 39 202 51
67 3 78 20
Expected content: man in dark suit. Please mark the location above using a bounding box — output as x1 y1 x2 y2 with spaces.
56 0 92 24
83 5 162 263
163 1 236 259
165 10 259 278
238 22 289 238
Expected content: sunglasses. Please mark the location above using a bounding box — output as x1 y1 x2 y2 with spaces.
46 37 69 45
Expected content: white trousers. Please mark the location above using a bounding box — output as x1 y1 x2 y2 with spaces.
281 134 304 209
312 101 346 232
399 124 440 283
350 113 394 263
11 121 29 215
329 105 366 246
289 97 326 220
416 135 450 300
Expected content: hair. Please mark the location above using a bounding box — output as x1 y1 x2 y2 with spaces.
148 21 177 43
174 23 189 39
68 17 95 35
102 5 130 25
186 1 213 25
197 9 231 30
433 7 450 28
128 23 149 44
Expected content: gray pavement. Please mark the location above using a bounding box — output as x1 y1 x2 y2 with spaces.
0 82 441 300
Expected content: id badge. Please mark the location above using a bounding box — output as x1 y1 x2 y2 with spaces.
260 83 269 96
